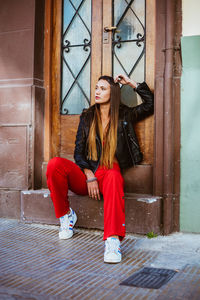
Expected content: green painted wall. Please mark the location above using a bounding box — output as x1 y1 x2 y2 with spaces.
180 35 200 232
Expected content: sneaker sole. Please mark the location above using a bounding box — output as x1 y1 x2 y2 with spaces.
59 230 73 240
104 258 121 264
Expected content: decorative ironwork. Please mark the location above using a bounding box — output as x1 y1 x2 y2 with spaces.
61 0 91 115
114 33 144 49
63 38 91 53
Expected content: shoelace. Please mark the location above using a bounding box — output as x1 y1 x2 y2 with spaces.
106 239 120 254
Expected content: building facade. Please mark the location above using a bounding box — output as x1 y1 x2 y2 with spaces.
0 0 199 234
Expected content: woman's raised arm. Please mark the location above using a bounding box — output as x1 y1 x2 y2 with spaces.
114 74 154 122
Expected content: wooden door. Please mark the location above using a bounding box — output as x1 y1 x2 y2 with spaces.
47 0 155 193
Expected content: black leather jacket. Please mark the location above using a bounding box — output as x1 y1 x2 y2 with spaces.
74 82 154 173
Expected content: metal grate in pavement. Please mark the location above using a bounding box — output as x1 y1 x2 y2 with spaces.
120 267 177 289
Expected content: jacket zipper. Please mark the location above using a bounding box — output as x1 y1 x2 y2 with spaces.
128 134 139 149
123 124 135 165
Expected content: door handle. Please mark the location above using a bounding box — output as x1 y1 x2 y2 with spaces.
104 26 120 33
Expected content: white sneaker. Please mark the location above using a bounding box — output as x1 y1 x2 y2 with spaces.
104 237 122 263
59 208 77 239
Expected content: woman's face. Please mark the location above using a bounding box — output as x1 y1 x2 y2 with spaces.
95 80 111 104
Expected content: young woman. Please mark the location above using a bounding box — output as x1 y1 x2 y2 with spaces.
46 74 154 263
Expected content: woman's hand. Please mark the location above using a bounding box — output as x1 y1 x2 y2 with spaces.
84 169 100 200
114 74 137 89
87 180 100 200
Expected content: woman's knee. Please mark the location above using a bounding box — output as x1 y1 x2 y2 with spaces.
46 157 66 175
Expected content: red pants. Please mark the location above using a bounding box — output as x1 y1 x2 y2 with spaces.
46 157 125 240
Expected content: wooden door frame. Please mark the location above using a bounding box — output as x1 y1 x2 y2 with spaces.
153 0 181 233
43 0 181 234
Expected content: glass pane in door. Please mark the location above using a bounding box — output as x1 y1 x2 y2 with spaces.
113 0 145 107
61 0 91 114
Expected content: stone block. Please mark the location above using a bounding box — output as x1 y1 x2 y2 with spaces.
21 190 162 234
0 190 21 218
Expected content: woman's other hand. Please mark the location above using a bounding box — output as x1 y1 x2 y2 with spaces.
84 169 100 200
114 74 137 89
87 180 100 200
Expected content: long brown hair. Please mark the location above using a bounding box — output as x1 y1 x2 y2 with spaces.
87 76 121 168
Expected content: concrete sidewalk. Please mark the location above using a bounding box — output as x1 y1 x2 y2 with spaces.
0 218 200 299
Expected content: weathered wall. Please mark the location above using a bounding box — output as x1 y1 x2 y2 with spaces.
0 0 45 218
180 0 200 232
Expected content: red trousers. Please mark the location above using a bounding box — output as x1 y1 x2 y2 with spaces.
46 157 125 240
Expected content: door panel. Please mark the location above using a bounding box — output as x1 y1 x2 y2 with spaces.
60 0 102 161
61 115 79 161
101 0 154 166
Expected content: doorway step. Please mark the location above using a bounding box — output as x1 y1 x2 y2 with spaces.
21 190 162 235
